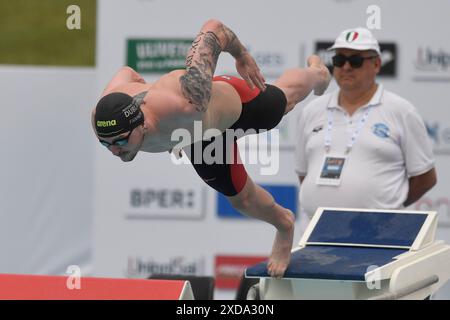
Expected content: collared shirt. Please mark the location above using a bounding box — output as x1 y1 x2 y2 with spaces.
324 85 383 153
294 84 435 218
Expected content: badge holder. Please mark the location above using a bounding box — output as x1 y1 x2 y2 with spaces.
316 155 347 186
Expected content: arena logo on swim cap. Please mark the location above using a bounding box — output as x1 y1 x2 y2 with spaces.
346 31 359 42
96 120 117 127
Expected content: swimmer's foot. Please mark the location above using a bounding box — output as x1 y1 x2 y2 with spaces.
307 54 331 96
267 210 295 278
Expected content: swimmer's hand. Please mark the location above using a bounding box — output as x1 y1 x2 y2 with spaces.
235 52 266 91
118 150 138 162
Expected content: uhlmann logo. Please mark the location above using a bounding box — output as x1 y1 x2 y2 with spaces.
96 120 117 127
126 256 204 278
136 41 191 59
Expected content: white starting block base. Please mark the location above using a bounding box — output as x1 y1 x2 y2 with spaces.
246 208 450 300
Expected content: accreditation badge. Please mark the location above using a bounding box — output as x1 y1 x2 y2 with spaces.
316 155 347 186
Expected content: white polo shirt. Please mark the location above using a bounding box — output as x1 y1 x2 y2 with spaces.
295 84 435 218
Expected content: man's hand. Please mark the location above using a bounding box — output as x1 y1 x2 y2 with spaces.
235 52 266 91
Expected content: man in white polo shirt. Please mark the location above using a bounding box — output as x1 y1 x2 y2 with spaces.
294 27 437 230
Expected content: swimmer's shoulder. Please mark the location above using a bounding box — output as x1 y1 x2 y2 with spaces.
109 82 153 97
103 69 185 95
153 69 186 87
127 71 193 116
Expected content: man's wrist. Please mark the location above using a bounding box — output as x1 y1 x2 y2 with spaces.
229 45 250 62
220 25 245 59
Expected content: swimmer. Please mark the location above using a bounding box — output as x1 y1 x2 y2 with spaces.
92 19 330 278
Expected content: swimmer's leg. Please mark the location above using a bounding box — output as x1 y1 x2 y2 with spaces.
274 55 331 114
227 177 295 278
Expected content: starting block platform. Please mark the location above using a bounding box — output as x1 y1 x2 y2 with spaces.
246 207 450 300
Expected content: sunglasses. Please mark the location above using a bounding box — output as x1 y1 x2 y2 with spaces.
99 130 132 148
332 54 377 68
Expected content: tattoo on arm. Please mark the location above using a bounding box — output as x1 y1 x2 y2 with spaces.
180 22 246 112
180 31 222 112
220 25 245 59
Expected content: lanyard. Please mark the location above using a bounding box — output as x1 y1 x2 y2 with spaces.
324 106 373 154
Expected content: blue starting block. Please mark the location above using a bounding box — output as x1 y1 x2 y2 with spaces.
246 208 450 300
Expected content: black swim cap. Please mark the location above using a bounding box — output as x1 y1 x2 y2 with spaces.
94 91 147 138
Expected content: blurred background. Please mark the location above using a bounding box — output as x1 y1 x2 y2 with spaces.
1 0 449 300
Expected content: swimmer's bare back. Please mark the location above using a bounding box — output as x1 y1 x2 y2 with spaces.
105 69 242 153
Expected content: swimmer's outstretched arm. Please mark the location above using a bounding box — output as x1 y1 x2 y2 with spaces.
180 19 265 112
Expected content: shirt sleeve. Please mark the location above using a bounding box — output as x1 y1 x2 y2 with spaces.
401 108 435 177
294 108 308 176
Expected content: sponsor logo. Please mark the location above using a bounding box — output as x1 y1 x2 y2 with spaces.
425 121 450 153
217 184 298 219
127 39 193 73
96 120 117 127
126 187 205 220
312 125 324 133
247 49 287 78
372 123 390 138
215 255 267 289
415 197 450 228
126 256 205 278
315 41 397 76
413 47 450 81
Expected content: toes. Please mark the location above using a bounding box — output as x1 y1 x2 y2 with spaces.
267 262 275 277
272 264 287 279
272 269 281 279
268 263 276 278
267 263 286 278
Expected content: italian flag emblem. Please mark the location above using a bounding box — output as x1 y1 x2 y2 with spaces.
346 31 359 42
